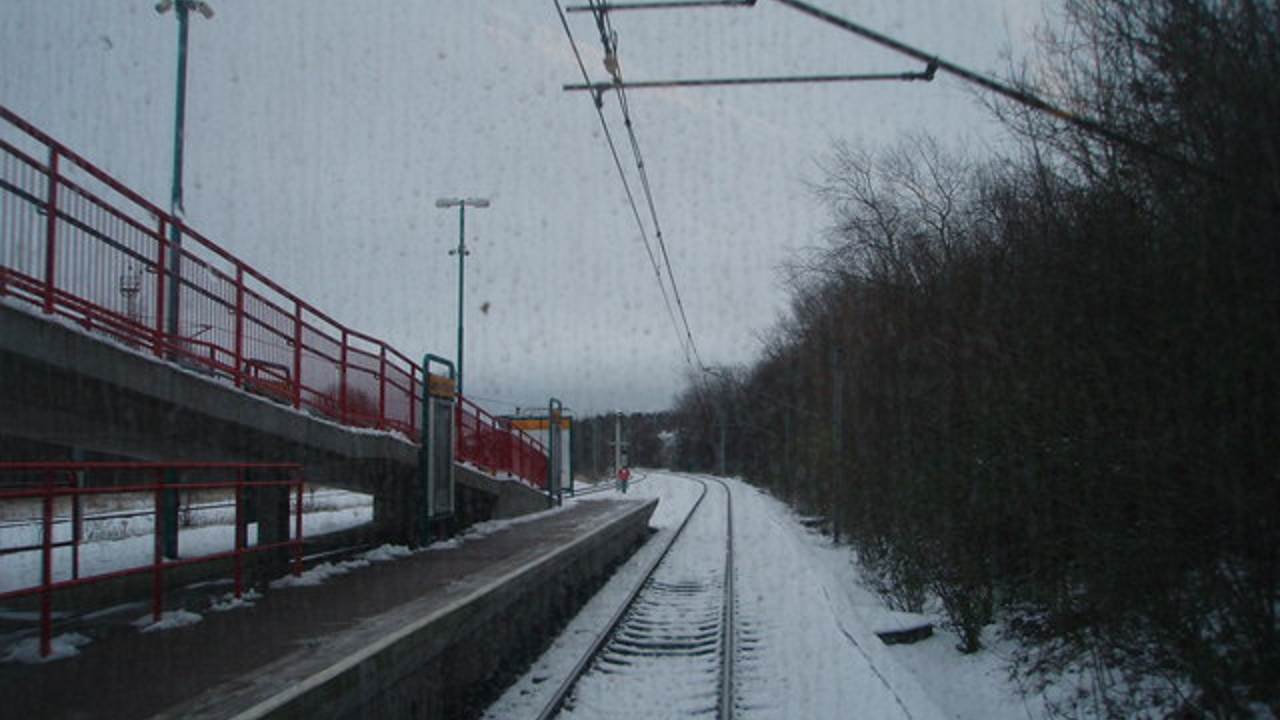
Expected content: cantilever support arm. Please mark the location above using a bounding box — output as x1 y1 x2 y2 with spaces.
564 0 755 11
564 67 935 92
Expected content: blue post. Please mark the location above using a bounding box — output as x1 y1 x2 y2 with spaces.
548 397 563 506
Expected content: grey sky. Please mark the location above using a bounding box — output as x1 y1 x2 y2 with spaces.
1 1 1044 415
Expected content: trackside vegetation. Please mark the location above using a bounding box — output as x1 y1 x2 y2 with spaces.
665 1 1279 715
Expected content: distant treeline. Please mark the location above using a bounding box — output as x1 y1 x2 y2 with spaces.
667 1 1279 716
571 411 672 481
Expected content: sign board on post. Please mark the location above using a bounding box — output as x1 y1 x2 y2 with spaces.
507 414 573 491
547 398 564 505
420 355 456 545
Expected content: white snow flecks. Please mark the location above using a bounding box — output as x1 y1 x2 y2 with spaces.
360 544 413 562
133 609 203 633
208 588 263 612
2 632 92 663
270 558 371 588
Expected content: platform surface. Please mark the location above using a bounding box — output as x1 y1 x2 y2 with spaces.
0 496 651 719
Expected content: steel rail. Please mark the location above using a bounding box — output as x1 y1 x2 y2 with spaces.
536 472 737 719
703 475 736 719
536 473 710 720
567 469 650 497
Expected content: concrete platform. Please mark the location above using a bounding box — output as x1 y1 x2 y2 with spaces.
0 495 657 720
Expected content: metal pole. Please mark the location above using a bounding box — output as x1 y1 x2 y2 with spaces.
783 403 791 502
591 419 600 479
164 2 190 348
831 344 843 544
456 205 466 397
614 411 622 476
719 406 727 476
549 398 564 505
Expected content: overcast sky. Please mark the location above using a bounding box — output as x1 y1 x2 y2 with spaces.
1 1 1046 416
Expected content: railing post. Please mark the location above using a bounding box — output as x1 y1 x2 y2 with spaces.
153 218 167 357
339 329 349 423
152 471 164 623
70 469 81 581
234 467 244 599
42 149 59 315
292 302 303 409
378 346 387 429
410 373 419 437
233 266 245 387
40 471 54 658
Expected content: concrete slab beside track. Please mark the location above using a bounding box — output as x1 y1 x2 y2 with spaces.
0 495 657 720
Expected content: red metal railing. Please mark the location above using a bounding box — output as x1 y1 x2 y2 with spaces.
457 396 549 489
0 104 549 485
0 462 304 658
0 104 421 436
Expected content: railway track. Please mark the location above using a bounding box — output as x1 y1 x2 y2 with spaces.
537 473 736 720
567 470 649 498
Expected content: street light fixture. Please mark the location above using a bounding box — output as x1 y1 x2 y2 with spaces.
436 197 491 397
156 0 214 347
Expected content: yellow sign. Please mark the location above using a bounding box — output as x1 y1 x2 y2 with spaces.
510 417 571 431
427 373 455 399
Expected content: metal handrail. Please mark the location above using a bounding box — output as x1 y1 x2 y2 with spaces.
0 104 549 487
0 461 305 659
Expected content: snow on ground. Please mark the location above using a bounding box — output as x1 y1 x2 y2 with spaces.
208 588 262 612
560 476 729 719
482 472 701 719
726 475 946 720
269 543 414 589
0 490 373 593
133 609 203 633
767 484 1045 720
486 472 1041 720
2 632 91 664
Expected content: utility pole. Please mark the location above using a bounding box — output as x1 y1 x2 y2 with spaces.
718 403 727 476
591 418 601 479
831 344 844 544
435 197 490 397
783 401 792 502
608 411 629 481
156 0 214 560
613 411 624 471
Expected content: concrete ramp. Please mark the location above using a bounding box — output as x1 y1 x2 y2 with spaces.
0 304 416 489
455 463 550 520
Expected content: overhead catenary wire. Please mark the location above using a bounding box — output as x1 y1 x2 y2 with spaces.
572 0 1218 180
553 0 696 370
588 0 705 370
582 0 725 434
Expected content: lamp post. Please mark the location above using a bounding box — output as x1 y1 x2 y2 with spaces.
155 0 214 346
155 0 213 560
435 197 490 397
